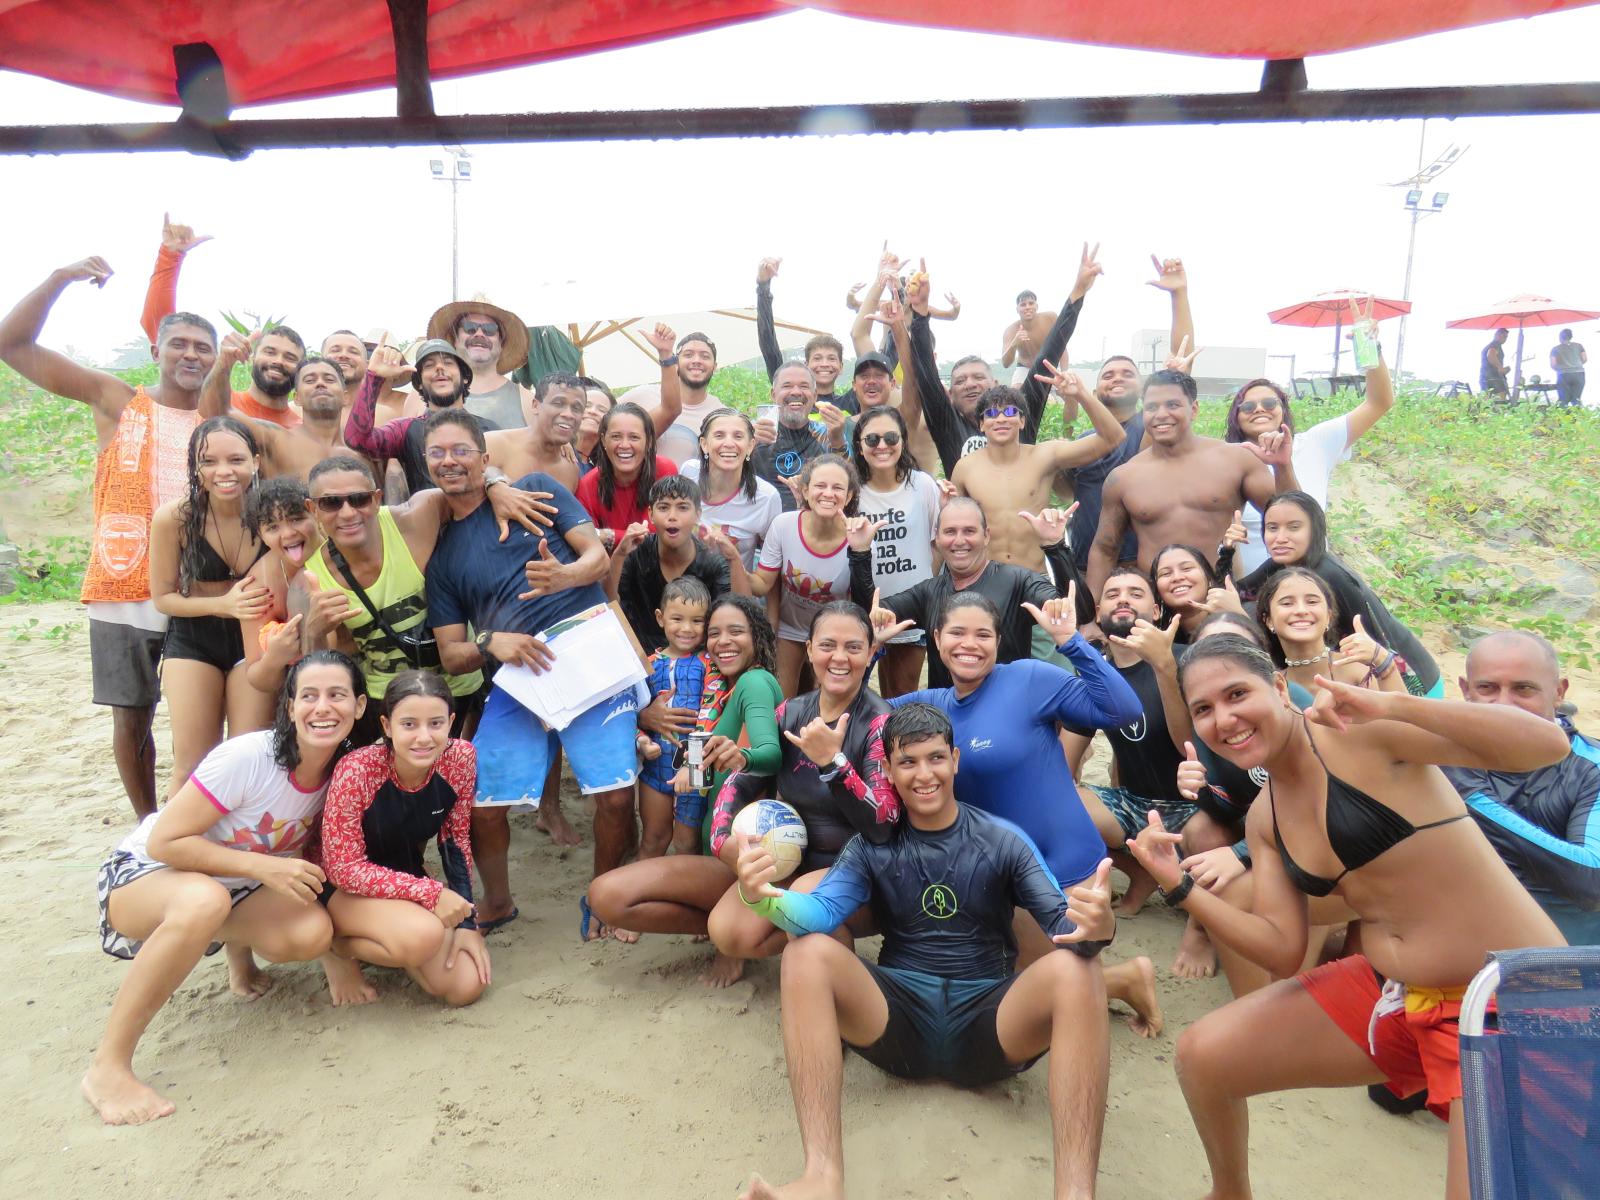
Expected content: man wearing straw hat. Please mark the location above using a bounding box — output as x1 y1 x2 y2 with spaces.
429 297 532 431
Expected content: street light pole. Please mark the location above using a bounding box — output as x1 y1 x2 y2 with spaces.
1390 121 1464 380
429 147 472 301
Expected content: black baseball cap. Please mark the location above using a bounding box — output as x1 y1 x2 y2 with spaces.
854 352 893 377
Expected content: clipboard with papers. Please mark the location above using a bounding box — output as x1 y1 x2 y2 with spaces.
489 603 647 731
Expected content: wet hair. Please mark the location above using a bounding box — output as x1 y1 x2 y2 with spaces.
850 405 920 485
156 310 217 348
648 474 701 509
882 701 954 756
1255 566 1340 667
308 453 377 488
804 334 844 362
595 402 660 511
1151 542 1219 601
938 495 987 532
261 325 305 354
272 649 367 773
934 590 1001 634
676 331 717 360
708 592 777 674
696 407 759 502
1176 633 1278 700
660 575 711 612
293 354 340 384
245 476 311 539
1190 610 1270 652
178 416 260 594
1015 290 1037 305
977 384 1025 421
382 669 455 727
1143 368 1198 402
535 371 586 402
423 407 487 452
1225 378 1296 444
797 453 860 517
808 599 873 643
1259 490 1328 567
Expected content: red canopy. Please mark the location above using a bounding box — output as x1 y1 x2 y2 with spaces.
1268 290 1411 327
1445 294 1600 329
1 1 1595 109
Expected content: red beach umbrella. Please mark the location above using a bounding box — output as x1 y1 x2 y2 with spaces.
1446 294 1600 395
1268 290 1412 380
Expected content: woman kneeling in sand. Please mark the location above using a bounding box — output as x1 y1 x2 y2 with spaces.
85 650 371 1126
320 671 490 1006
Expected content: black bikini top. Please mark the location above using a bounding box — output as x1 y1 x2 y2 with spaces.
1270 714 1468 898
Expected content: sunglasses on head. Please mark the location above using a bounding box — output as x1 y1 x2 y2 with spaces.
1237 397 1282 414
982 404 1022 420
314 491 377 514
459 319 500 336
862 431 901 449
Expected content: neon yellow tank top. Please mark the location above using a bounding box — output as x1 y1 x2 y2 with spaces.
305 507 483 699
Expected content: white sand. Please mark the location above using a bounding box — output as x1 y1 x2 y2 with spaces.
1 600 1488 1198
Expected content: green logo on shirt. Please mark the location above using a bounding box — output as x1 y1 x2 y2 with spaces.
921 883 958 920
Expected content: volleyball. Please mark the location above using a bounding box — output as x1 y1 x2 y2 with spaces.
731 799 808 881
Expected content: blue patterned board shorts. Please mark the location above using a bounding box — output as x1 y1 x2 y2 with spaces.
1090 784 1199 843
473 680 640 805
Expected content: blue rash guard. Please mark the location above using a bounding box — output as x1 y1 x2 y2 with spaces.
889 634 1141 887
747 804 1107 979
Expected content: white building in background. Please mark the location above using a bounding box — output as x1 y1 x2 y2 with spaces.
1129 329 1266 398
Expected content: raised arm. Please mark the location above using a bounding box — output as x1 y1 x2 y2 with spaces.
1344 331 1397 442
1147 254 1193 358
1038 365 1124 469
139 213 211 344
905 294 966 474
643 322 683 439
1018 241 1102 439
755 258 782 381
0 259 132 428
343 348 416 460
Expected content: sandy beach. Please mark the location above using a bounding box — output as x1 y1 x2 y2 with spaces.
0 598 1493 1199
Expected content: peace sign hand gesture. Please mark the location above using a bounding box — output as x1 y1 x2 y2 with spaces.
1034 358 1086 401
783 713 851 769
1164 334 1204 375
1073 242 1104 297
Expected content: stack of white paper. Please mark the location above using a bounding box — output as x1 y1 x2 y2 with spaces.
490 604 646 730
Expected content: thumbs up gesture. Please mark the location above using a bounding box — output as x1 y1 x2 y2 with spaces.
519 537 572 599
1222 509 1249 549
1054 857 1116 944
1176 740 1207 801
1336 614 1386 671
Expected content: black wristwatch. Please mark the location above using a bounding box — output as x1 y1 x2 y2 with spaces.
1161 870 1197 908
474 630 496 663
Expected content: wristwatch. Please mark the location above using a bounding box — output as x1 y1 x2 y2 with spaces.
659 353 679 368
474 629 496 663
1161 870 1197 908
818 750 849 781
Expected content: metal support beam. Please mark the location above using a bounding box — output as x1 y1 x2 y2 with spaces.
385 0 435 120
1 81 1597 156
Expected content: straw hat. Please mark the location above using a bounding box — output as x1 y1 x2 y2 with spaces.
427 296 529 375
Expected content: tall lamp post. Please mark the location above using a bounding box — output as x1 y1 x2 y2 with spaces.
429 146 472 302
1391 123 1465 380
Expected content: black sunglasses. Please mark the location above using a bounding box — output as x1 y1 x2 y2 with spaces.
982 404 1022 420
459 319 499 336
862 431 901 449
314 491 377 514
1237 397 1282 414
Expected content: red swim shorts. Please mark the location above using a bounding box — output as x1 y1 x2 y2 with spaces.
1298 953 1480 1121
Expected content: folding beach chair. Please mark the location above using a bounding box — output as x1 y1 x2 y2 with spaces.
1460 946 1600 1200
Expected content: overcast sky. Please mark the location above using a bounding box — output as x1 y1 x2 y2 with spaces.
3 6 1597 385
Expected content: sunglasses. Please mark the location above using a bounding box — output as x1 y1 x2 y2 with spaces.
314 490 377 514
1237 397 1282 414
982 404 1022 420
862 431 901 449
425 444 482 463
459 319 500 336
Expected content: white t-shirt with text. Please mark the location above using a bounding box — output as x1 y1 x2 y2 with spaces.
679 458 783 572
856 470 940 641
